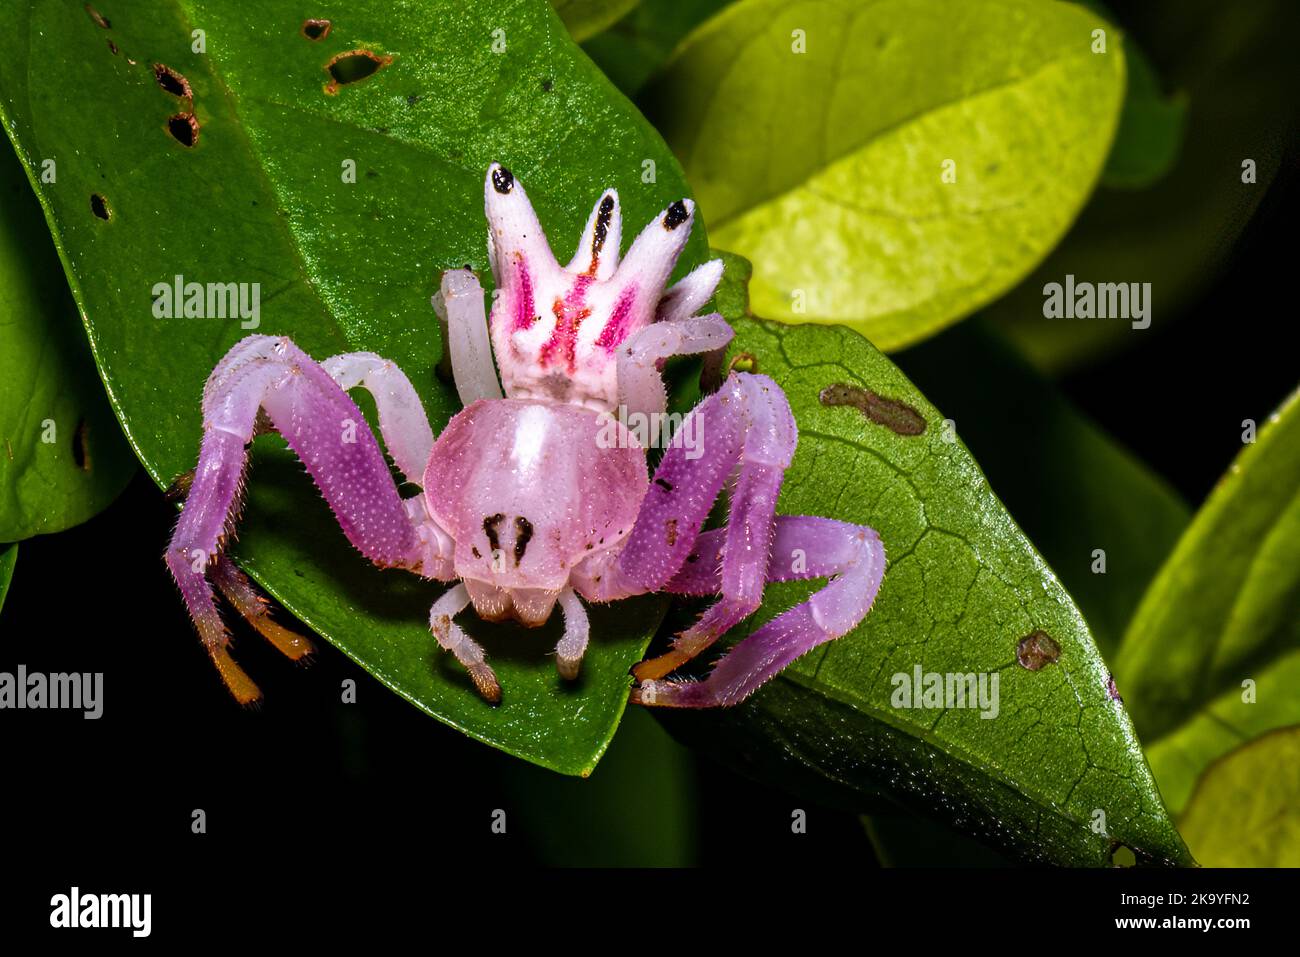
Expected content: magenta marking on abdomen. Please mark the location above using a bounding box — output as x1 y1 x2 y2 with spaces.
594 285 638 352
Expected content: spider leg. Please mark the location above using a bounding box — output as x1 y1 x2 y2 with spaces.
210 557 315 662
165 335 438 704
430 583 500 703
431 269 503 406
555 587 590 680
320 351 436 483
633 516 885 708
616 313 733 420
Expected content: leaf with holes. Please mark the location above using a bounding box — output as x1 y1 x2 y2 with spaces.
655 252 1191 866
643 0 1124 351
0 140 135 540
1115 389 1300 816
0 0 708 774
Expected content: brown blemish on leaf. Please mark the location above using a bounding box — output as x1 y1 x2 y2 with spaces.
323 49 393 94
819 383 926 436
153 63 192 100
85 4 111 29
167 112 199 147
72 419 91 472
1106 672 1122 702
107 39 119 55
90 193 111 220
301 19 332 41
1016 630 1062 671
665 518 678 548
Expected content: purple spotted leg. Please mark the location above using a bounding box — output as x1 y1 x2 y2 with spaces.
582 371 884 708
164 335 437 704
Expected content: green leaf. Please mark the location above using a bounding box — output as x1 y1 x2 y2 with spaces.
990 0 1293 374
550 0 642 43
643 0 1125 351
657 252 1191 866
1077 0 1186 189
894 319 1190 658
0 542 15 613
580 0 733 96
0 138 134 540
0 0 706 774
1177 727 1300 867
1116 390 1300 815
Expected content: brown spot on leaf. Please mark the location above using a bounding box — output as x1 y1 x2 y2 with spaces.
323 49 392 94
153 63 192 99
819 383 926 436
107 39 119 55
85 4 111 29
301 19 332 41
1106 672 1122 702
1016 630 1061 671
90 193 111 220
167 112 199 147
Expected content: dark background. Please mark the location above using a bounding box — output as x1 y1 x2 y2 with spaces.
0 0 1296 886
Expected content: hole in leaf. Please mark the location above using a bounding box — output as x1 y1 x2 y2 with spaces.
323 49 391 94
90 193 111 220
153 63 192 99
167 112 199 147
302 19 332 41
72 420 90 472
85 4 111 29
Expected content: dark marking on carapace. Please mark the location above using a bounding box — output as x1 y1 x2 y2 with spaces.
90 193 111 220
655 478 673 492
492 166 515 194
72 419 90 472
513 516 534 566
483 513 505 555
665 518 678 548
471 546 482 559
153 63 192 99
663 200 689 230
1016 630 1061 671
85 4 111 29
819 383 926 436
167 112 199 147
301 18 332 41
323 49 392 94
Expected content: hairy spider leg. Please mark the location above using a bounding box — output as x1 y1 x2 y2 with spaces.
634 515 885 706
617 313 734 420
165 335 438 703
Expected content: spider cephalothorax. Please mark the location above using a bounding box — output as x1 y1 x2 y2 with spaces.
165 166 885 708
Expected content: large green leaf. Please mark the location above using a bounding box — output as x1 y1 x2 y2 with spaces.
990 0 1294 373
657 253 1190 866
0 0 707 774
1116 389 1300 815
0 138 134 540
581 0 732 96
549 0 642 43
0 543 15 613
895 320 1189 659
1178 727 1300 867
643 0 1125 351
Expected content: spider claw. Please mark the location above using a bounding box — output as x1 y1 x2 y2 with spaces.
208 643 263 707
631 648 692 682
469 663 502 704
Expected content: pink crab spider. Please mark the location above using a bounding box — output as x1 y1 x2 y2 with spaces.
164 165 886 708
